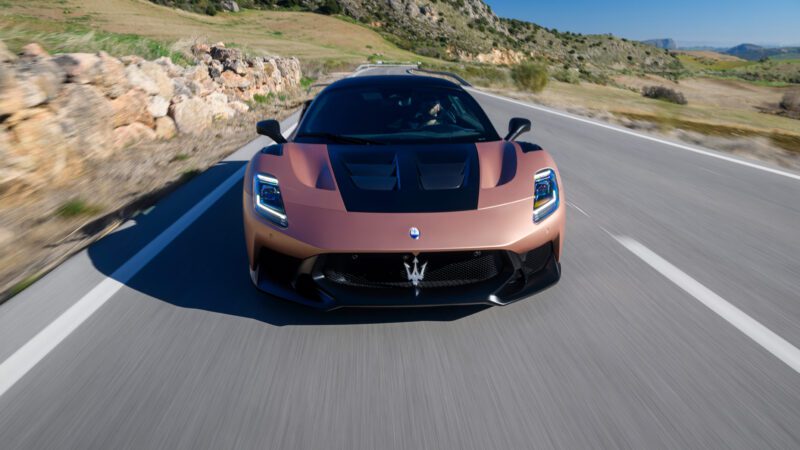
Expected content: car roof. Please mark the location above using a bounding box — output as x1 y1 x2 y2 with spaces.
323 75 463 92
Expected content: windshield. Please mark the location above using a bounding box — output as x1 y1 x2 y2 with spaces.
295 85 500 145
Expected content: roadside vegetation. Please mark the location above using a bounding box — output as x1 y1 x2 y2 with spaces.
510 62 548 93
641 86 687 105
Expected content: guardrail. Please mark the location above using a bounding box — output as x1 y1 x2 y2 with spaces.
406 68 472 87
354 63 420 72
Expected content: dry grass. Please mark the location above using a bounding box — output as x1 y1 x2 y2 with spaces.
677 50 746 62
489 77 800 155
0 0 432 65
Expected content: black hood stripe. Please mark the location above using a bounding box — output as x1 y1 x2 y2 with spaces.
328 144 480 213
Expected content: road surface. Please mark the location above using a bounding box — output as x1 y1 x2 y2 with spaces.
0 66 799 449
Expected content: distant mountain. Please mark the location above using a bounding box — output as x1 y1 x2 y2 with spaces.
725 43 800 61
641 38 676 50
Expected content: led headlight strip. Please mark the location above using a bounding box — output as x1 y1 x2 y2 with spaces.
533 168 559 223
254 173 288 227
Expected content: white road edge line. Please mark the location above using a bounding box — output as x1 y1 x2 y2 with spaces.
615 236 800 374
468 88 800 182
0 123 297 399
566 201 590 217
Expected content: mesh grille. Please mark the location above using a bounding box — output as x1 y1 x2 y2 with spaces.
322 251 504 289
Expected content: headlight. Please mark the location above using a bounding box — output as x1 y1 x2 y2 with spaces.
533 168 559 223
253 173 288 227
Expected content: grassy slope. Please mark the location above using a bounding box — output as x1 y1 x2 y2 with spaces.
0 0 436 65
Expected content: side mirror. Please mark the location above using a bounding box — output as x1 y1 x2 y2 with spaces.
505 117 531 141
299 99 313 120
256 119 287 144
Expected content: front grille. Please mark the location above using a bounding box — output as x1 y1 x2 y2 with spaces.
322 251 505 289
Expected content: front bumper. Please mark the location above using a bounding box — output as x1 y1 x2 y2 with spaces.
249 242 561 311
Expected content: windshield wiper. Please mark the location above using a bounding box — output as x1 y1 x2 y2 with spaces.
295 132 385 145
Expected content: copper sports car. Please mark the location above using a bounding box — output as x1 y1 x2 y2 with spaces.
243 75 564 310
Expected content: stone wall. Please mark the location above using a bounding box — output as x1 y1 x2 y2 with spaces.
0 41 301 192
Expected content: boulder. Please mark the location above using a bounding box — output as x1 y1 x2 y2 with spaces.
22 57 65 95
0 66 25 116
184 63 211 84
153 56 182 77
112 122 156 149
125 64 160 95
205 92 235 120
220 0 240 12
52 53 101 84
210 46 242 63
111 89 153 128
96 52 129 98
249 58 265 72
148 95 170 118
6 57 65 111
229 101 249 114
54 84 115 159
220 70 250 89
209 60 223 79
275 57 302 88
226 59 248 75
171 78 193 98
169 97 212 135
191 43 211 56
21 43 49 58
155 116 177 140
120 55 143 66
138 61 174 99
9 108 75 181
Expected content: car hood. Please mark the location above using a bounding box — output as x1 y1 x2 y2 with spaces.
246 140 555 214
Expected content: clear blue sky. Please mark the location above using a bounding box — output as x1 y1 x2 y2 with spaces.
486 0 800 47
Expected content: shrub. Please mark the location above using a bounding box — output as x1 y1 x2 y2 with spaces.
56 199 102 218
552 68 579 84
780 91 800 113
641 85 687 105
579 68 610 85
316 0 341 15
510 62 548 93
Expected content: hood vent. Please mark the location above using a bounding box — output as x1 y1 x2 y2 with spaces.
328 144 480 213
345 156 398 191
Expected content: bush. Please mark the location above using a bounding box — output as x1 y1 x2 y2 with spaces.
316 0 341 15
780 91 800 113
641 85 687 105
511 62 548 93
552 69 579 84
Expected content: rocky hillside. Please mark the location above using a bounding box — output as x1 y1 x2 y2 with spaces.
152 0 681 73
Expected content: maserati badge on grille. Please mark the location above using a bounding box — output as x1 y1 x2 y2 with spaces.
404 257 427 288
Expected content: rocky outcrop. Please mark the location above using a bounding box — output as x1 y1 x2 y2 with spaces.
0 41 302 190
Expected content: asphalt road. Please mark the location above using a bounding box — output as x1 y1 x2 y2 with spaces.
1 66 799 449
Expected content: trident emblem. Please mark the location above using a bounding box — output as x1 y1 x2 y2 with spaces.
404 257 427 288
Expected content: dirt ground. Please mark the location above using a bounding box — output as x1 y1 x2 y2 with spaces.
612 74 786 111
489 79 800 171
